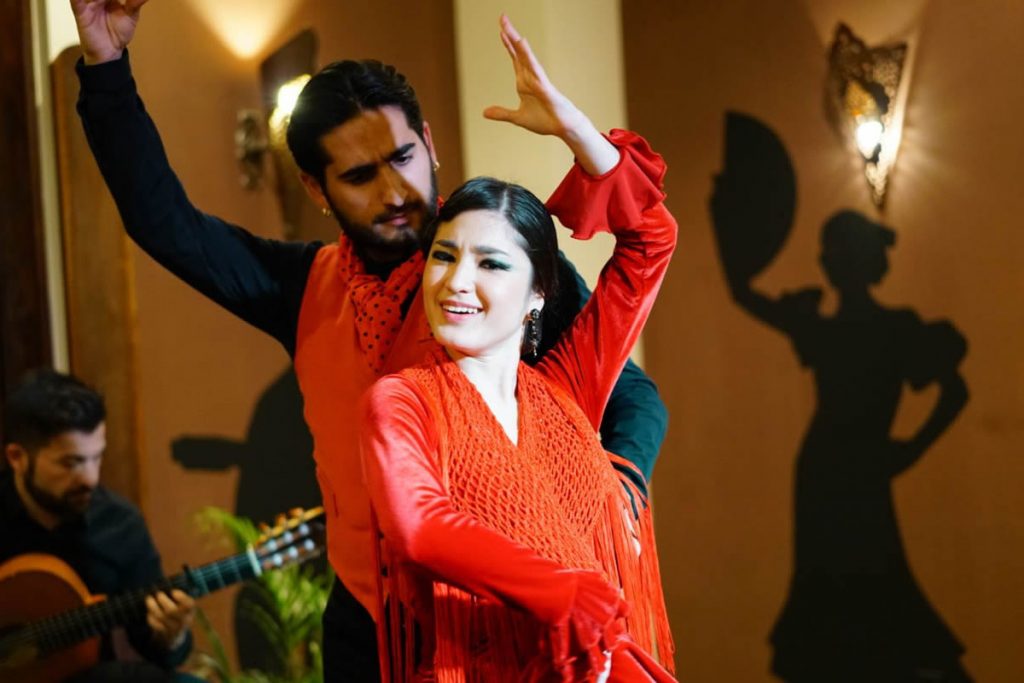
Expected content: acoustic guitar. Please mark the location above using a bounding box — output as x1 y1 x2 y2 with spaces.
0 507 325 683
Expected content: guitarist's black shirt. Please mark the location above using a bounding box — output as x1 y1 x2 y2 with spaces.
0 469 192 670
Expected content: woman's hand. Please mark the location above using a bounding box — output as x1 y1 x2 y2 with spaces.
484 15 619 176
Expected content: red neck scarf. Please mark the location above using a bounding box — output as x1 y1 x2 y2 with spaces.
336 235 425 374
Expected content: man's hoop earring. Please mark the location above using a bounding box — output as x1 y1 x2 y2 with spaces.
432 159 441 172
322 207 332 218
524 309 541 359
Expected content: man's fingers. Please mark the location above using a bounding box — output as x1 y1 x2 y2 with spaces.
170 588 195 609
145 595 168 633
156 590 178 612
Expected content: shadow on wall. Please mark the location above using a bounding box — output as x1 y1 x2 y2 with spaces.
172 367 321 672
711 112 972 683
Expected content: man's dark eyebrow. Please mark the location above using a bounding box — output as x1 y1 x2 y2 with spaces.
387 143 416 162
339 162 376 182
339 143 417 182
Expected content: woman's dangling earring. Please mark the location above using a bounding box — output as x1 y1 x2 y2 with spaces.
524 309 542 359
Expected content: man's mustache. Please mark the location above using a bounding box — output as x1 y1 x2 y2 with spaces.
374 204 424 224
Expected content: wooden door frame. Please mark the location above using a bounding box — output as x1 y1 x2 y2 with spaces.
0 0 52 443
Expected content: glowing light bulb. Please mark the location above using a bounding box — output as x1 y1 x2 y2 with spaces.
855 119 884 158
275 75 311 117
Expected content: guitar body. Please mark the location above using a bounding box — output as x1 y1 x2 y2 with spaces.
0 508 325 683
0 554 103 683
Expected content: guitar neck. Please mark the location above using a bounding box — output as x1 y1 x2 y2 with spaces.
25 549 261 654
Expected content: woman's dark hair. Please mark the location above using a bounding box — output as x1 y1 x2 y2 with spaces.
422 177 573 361
286 59 424 186
3 369 105 453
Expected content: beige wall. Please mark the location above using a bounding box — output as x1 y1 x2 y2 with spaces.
623 0 1024 680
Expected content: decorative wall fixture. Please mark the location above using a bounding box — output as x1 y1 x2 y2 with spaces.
233 72 311 191
232 30 318 238
825 24 908 208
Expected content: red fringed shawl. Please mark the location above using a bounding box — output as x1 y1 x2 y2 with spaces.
374 355 675 682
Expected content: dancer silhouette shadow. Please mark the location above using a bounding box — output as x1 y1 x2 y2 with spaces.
712 112 972 683
172 368 322 673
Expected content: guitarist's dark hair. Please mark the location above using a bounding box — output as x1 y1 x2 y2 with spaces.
3 369 106 454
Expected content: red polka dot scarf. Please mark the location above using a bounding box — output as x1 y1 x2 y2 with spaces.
336 235 425 374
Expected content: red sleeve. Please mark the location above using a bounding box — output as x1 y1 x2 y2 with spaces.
359 375 626 628
540 130 678 430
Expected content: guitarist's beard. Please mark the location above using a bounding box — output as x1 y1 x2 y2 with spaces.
25 458 93 523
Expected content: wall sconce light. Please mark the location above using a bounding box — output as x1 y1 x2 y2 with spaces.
235 109 268 190
231 30 319 239
825 23 908 208
234 71 312 191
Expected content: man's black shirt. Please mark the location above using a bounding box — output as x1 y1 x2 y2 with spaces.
0 469 191 669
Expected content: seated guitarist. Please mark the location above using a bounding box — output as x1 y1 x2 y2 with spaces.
1 369 196 683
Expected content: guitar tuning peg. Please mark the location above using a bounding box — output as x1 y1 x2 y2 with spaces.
258 522 271 533
289 507 304 518
275 514 287 526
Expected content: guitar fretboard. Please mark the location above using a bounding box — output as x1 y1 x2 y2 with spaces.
9 552 258 655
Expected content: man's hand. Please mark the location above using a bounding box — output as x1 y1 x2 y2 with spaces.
70 0 149 65
483 15 618 176
144 588 195 652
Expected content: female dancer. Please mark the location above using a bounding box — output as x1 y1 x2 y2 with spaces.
360 17 677 682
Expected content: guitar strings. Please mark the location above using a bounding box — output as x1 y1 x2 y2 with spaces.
17 553 257 654
10 519 320 657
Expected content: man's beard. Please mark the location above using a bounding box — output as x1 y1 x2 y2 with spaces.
329 173 439 264
24 459 92 522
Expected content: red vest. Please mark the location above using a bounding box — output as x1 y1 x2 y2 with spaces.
294 244 436 615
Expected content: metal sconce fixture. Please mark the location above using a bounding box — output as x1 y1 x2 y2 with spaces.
825 23 908 208
234 72 312 191
232 30 318 240
235 109 267 190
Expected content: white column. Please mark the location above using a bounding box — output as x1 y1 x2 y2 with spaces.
453 0 645 366
31 0 80 370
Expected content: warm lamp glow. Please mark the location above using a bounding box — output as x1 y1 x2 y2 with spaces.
826 24 909 208
855 119 884 159
268 74 311 148
182 0 302 59
275 75 310 118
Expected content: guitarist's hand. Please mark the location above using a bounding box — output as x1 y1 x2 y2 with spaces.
145 589 195 651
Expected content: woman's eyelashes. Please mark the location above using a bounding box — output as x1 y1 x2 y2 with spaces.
480 258 511 271
430 249 455 262
428 250 511 272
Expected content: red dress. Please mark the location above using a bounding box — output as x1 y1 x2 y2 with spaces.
360 131 677 682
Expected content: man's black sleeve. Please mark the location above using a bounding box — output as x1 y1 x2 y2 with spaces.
76 51 319 355
560 254 669 494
